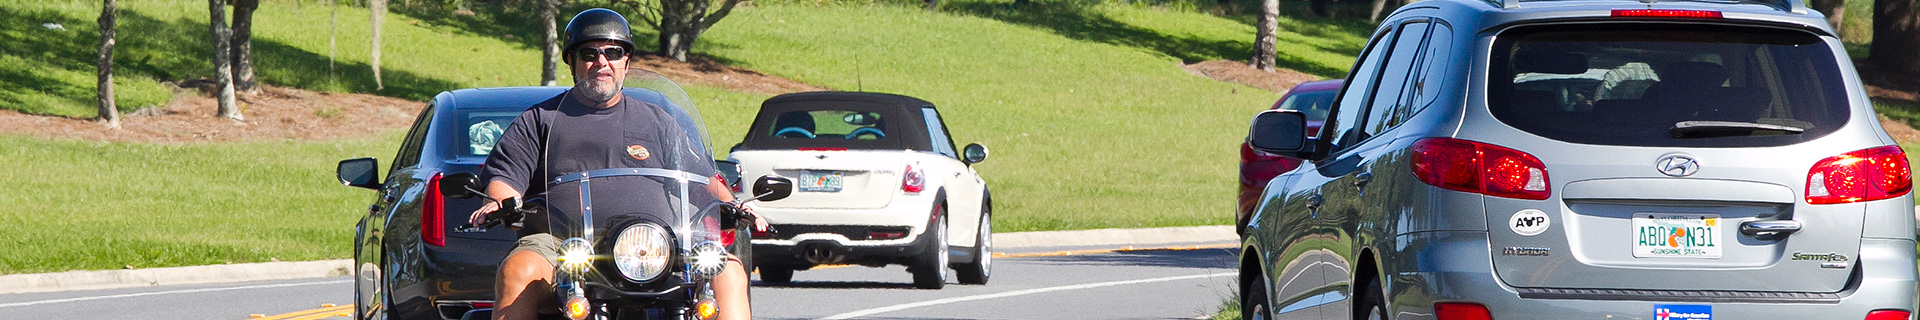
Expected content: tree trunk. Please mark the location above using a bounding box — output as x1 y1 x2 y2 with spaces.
925 0 938 11
541 0 558 86
1370 0 1405 22
371 0 387 90
1871 0 1920 87
98 0 120 128
210 0 240 120
1252 0 1278 72
230 0 259 94
655 0 745 62
1810 0 1846 36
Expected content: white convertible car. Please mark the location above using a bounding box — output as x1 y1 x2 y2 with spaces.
730 91 991 289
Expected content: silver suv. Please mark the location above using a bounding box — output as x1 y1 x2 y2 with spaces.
1238 0 1917 318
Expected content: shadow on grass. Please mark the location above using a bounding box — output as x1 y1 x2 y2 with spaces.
388 2 674 58
945 0 1363 77
0 5 466 114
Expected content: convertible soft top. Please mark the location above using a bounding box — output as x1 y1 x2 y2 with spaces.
737 91 938 151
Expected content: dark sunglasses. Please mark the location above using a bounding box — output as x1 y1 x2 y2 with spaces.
574 46 628 62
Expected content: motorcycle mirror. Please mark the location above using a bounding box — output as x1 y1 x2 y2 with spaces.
439 172 482 199
752 176 795 202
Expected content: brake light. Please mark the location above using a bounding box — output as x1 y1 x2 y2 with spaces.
1435 302 1493 320
1411 138 1550 200
424 172 446 247
1807 146 1912 204
902 162 925 193
1865 310 1911 320
1612 9 1722 19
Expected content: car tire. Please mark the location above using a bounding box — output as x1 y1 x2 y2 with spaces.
1356 276 1387 320
759 266 793 284
911 205 948 290
1243 266 1271 320
954 211 990 285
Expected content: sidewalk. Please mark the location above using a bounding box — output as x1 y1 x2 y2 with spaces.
0 225 1235 294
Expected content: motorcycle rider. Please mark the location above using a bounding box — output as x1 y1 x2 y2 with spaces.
469 8 763 320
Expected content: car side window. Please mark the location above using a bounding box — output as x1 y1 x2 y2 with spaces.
1411 22 1453 113
1363 21 1433 137
920 108 959 159
1323 26 1399 156
391 103 435 173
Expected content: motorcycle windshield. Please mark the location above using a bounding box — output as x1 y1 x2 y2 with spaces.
540 71 727 282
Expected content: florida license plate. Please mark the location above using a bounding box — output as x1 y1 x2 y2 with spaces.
798 170 843 192
1632 213 1721 259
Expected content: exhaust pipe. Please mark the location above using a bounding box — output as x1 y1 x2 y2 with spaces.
801 242 843 265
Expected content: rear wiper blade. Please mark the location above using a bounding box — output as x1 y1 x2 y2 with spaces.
1669 121 1806 138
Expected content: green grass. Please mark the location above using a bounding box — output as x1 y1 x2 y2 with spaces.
1 0 1368 273
0 132 397 273
698 3 1297 231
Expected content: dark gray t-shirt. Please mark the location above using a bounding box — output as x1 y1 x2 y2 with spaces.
480 91 717 234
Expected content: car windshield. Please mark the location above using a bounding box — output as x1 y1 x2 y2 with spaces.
1487 23 1850 147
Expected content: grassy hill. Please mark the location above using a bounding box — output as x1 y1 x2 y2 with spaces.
0 0 1367 273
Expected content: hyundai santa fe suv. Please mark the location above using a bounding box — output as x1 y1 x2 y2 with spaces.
1238 0 1917 318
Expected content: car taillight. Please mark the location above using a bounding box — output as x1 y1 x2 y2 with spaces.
1865 310 1911 320
1807 146 1912 204
1611 9 1722 19
1241 142 1283 163
1435 302 1493 320
1411 138 1550 200
424 172 446 247
902 162 925 194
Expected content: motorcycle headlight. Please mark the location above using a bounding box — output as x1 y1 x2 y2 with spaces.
557 238 594 277
613 223 672 282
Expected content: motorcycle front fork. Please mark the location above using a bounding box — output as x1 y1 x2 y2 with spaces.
554 276 716 320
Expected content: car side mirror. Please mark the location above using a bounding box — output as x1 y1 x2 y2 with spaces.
439 172 482 199
962 143 989 164
752 176 795 202
1247 110 1316 158
336 158 382 190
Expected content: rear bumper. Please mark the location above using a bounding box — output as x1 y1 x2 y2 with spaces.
750 203 939 267
408 236 515 320
1385 232 1918 319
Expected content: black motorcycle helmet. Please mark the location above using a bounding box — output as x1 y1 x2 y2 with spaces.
563 8 636 65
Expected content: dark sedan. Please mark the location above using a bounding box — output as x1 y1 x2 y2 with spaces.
1237 79 1339 235
334 86 738 320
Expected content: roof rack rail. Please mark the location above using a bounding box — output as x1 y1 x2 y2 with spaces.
1485 0 1807 13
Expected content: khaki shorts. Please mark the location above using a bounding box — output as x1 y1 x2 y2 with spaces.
510 233 562 267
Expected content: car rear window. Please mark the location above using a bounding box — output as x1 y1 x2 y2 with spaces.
1488 23 1849 147
463 111 519 157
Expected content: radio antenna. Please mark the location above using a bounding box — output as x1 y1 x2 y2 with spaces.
854 51 864 92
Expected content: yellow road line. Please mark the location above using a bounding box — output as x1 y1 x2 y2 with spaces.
252 304 351 320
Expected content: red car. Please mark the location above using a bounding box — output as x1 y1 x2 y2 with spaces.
1237 79 1341 234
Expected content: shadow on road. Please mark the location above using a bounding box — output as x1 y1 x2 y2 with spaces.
1023 248 1239 270
752 280 919 290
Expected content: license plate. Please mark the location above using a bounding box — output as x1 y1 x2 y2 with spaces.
1632 213 1721 259
798 170 843 192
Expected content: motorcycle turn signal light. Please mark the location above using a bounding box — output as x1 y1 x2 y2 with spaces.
565 296 591 320
696 298 718 319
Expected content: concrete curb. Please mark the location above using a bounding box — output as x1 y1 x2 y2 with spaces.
0 260 353 294
996 225 1236 248
0 225 1237 294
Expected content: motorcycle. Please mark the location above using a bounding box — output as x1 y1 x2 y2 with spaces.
439 71 794 320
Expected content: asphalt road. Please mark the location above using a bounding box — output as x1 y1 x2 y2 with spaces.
0 243 1237 320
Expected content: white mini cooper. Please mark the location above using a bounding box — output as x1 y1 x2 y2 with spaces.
730 91 991 289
